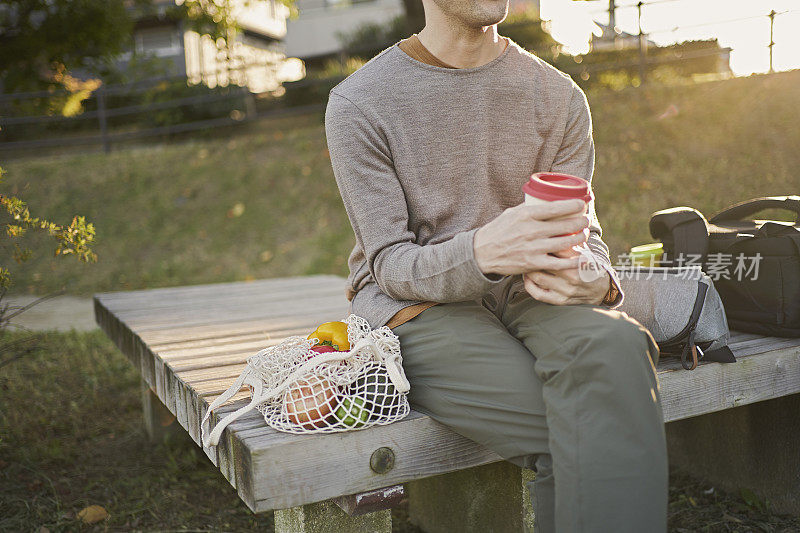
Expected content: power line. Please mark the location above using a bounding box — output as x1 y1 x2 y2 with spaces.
645 9 797 36
587 2 799 37
587 0 681 16
583 3 799 85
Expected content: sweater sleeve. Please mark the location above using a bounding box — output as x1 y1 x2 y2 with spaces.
550 83 623 308
325 91 507 303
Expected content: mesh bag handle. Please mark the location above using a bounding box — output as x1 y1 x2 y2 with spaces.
201 369 263 448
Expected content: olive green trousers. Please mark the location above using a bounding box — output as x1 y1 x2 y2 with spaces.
392 275 668 532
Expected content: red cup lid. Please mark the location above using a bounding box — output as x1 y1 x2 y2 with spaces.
522 172 593 203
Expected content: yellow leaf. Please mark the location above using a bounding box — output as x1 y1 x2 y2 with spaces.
227 202 245 218
77 504 108 524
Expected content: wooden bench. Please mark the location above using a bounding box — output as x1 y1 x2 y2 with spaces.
94 275 800 532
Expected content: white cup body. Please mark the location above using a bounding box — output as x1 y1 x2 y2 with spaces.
522 193 603 282
523 193 588 219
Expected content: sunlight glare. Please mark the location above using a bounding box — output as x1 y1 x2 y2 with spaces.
540 0 800 76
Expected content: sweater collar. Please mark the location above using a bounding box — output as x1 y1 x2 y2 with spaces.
391 36 516 74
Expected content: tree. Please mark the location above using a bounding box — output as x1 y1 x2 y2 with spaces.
0 164 97 367
400 0 425 34
0 0 133 94
337 15 410 59
552 38 730 89
498 7 559 57
0 0 298 94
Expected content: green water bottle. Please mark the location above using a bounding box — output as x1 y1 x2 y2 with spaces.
629 242 664 267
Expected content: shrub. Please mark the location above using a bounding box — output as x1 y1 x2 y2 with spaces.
283 57 366 108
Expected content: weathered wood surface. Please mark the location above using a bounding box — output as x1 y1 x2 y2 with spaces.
94 275 800 513
332 484 405 516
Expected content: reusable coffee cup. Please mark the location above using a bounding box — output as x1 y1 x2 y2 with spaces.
522 172 593 235
523 172 592 209
522 172 601 280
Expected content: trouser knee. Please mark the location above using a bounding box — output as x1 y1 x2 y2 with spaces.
579 311 659 379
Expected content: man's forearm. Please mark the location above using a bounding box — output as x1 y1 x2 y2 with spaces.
372 228 506 302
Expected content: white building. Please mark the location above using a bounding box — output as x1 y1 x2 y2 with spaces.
120 0 293 93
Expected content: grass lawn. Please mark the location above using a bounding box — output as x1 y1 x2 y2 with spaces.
1 70 799 531
2 70 799 296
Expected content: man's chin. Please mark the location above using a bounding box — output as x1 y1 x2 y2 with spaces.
472 14 508 27
474 0 508 26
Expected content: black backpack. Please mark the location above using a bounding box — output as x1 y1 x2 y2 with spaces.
649 196 800 337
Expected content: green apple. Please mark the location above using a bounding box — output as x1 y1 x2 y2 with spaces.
335 397 369 428
353 369 400 417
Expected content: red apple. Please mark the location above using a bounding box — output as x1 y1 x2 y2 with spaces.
283 375 338 429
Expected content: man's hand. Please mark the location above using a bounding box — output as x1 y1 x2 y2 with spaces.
523 266 610 306
473 199 591 275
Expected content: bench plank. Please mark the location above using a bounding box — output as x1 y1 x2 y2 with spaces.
138 314 348 345
659 341 800 421
98 275 344 305
99 284 345 316
94 274 800 513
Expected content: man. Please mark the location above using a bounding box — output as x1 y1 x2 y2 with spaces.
324 1 669 531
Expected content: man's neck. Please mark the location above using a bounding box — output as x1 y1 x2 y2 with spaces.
416 17 507 69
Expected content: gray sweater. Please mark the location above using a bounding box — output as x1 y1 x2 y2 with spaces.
324 38 622 329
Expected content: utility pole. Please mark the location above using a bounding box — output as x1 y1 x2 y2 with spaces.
637 1 647 86
609 0 617 49
609 0 616 29
96 86 110 154
768 9 776 73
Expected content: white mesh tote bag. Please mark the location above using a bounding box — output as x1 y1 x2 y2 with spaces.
201 314 411 447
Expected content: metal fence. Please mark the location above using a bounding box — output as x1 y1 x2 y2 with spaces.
0 63 325 155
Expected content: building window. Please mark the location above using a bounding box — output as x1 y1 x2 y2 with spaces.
325 0 376 7
134 27 180 55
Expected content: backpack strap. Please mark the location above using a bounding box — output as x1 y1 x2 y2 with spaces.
710 196 800 224
649 207 710 266
680 330 699 370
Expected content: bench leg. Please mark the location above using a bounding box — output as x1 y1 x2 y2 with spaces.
667 392 800 516
273 500 391 533
140 380 182 443
406 461 535 532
